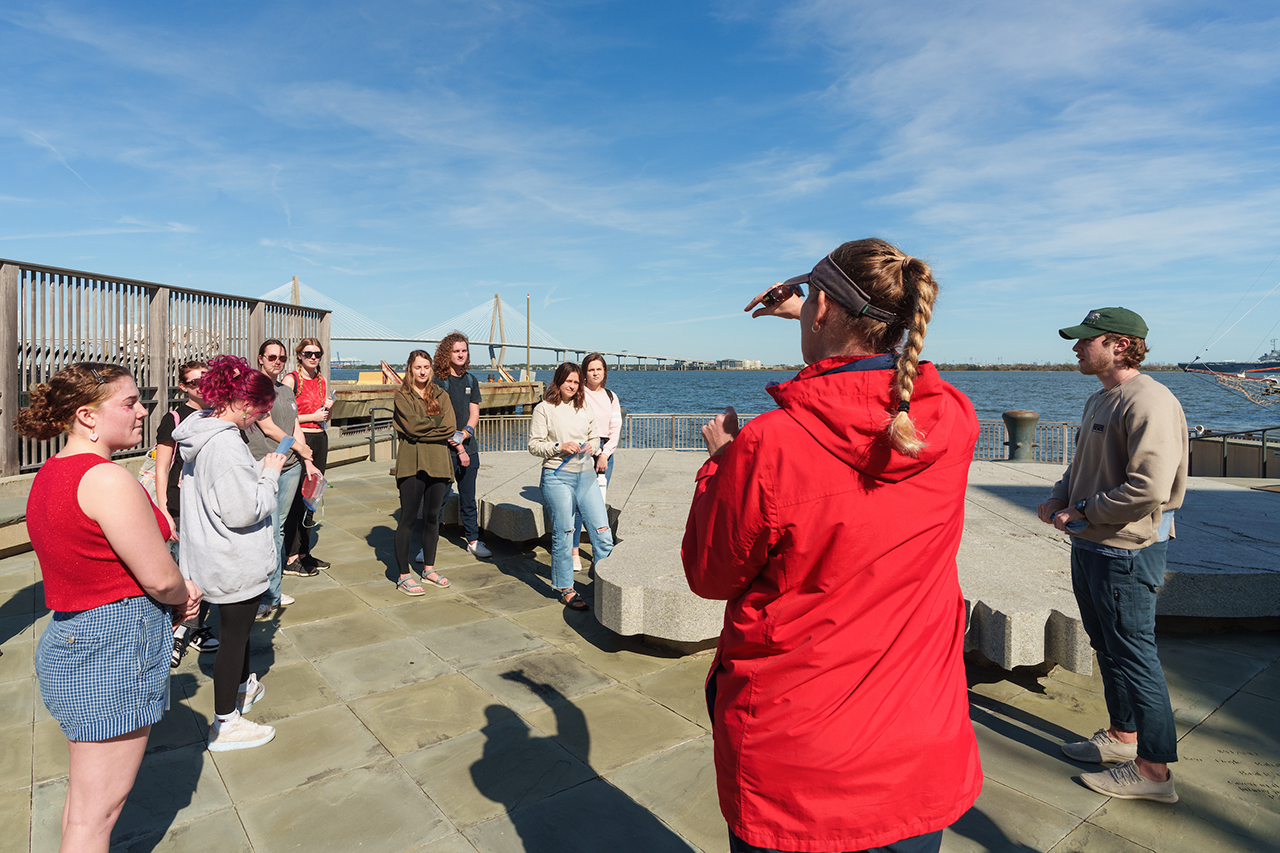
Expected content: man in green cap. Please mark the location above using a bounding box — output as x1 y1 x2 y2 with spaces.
1036 307 1188 803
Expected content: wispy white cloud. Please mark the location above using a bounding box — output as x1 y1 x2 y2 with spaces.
0 218 195 241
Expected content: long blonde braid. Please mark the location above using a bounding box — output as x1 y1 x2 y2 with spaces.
886 257 938 457
828 240 939 457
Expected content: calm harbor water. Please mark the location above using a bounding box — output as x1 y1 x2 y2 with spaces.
334 368 1275 432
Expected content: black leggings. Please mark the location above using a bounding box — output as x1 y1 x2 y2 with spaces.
396 473 449 575
213 595 261 716
287 430 329 556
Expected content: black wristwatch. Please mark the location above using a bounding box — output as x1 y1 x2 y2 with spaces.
1075 498 1088 517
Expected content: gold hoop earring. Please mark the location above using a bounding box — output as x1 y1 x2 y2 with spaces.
811 323 821 333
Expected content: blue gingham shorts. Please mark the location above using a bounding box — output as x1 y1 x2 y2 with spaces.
36 596 171 742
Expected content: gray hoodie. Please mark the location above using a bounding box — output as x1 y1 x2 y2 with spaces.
173 412 279 604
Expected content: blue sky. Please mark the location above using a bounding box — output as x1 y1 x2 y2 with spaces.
3 1 1280 366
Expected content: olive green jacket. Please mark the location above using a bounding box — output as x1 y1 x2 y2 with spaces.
393 386 457 481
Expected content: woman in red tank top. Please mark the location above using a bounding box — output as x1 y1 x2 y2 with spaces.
17 363 201 853
281 337 333 571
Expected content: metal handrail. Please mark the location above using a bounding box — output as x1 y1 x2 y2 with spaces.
368 407 395 462
1188 424 1280 478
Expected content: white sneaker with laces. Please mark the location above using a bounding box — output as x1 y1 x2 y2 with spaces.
1061 729 1139 764
468 540 492 558
238 674 265 714
279 593 295 606
208 712 275 752
255 602 275 621
1080 760 1177 803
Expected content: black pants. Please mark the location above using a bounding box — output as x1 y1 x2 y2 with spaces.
396 473 449 574
213 595 261 716
286 430 329 557
285 427 327 555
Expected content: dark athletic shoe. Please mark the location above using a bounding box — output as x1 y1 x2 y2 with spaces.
188 627 220 654
171 626 191 668
301 555 330 570
282 558 319 577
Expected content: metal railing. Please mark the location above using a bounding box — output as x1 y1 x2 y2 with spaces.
1188 425 1280 478
2 259 332 474
468 413 1080 462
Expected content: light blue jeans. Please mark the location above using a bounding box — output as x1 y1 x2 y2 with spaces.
573 454 613 547
267 464 302 606
541 465 613 590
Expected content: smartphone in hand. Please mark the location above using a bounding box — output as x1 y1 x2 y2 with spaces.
275 436 295 455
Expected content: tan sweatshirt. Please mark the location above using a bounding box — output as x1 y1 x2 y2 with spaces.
1049 373 1188 549
528 400 599 473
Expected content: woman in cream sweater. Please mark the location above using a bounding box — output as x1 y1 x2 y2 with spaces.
528 362 614 610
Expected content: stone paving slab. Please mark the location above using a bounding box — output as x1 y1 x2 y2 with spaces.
2 458 1279 853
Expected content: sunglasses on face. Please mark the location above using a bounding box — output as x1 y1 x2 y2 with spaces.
761 282 804 307
300 351 322 359
262 355 287 363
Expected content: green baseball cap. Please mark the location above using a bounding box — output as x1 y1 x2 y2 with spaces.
1058 307 1148 340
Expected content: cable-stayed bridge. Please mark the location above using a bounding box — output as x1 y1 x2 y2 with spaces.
260 278 706 369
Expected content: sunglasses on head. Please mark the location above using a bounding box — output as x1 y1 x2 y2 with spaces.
300 350 322 358
760 282 804 307
262 355 287 363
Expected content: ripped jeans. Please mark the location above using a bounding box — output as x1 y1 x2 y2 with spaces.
540 465 613 590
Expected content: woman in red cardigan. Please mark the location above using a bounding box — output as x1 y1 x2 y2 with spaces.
682 240 981 853
18 363 201 853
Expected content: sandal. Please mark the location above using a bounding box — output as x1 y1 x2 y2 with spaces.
558 589 589 611
422 570 450 588
397 576 425 596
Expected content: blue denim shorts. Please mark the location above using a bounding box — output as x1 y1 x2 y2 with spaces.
36 596 171 742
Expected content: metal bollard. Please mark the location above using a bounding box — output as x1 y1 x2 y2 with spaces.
1002 410 1040 462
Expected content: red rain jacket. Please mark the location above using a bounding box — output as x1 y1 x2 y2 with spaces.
682 355 982 852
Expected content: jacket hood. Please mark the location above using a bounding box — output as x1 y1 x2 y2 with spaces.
172 411 238 462
766 355 976 484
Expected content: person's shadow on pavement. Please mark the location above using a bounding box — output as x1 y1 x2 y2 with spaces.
470 671 694 853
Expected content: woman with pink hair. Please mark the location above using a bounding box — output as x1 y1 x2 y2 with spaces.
173 355 286 751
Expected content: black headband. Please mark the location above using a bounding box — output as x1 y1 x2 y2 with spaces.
783 254 898 325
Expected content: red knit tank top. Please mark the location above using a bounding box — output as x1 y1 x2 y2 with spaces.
290 371 328 432
27 454 171 612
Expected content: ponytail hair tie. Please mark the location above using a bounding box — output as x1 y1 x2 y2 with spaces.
897 400 911 413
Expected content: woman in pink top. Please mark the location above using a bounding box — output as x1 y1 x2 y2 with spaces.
572 353 622 572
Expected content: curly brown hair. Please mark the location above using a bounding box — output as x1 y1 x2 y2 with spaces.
13 363 132 441
433 332 470 379
1102 333 1149 369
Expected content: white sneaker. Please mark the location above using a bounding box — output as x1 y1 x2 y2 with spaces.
414 548 424 562
208 712 275 752
279 593 295 606
255 602 275 621
468 540 492 558
238 675 265 714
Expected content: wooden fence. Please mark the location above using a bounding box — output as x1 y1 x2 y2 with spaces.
1 260 331 475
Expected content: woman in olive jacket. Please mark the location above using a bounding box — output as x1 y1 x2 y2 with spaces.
392 350 465 595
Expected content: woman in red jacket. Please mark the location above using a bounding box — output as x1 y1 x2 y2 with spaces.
682 239 981 853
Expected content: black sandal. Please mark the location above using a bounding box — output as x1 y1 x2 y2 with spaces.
558 589 589 611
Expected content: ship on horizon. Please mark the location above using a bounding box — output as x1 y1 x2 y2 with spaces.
1178 340 1280 375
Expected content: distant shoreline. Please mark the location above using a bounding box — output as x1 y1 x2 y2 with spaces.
333 363 1183 373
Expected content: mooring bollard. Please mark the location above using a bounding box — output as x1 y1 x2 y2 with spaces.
1002 410 1039 462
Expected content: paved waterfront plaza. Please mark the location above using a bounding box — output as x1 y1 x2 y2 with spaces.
1 453 1278 852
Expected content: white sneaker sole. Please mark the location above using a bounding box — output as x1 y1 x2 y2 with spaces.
208 729 275 752
238 685 265 714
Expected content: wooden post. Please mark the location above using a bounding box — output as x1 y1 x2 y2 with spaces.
147 287 171 448
319 310 332 384
0 264 20 477
248 301 265 363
